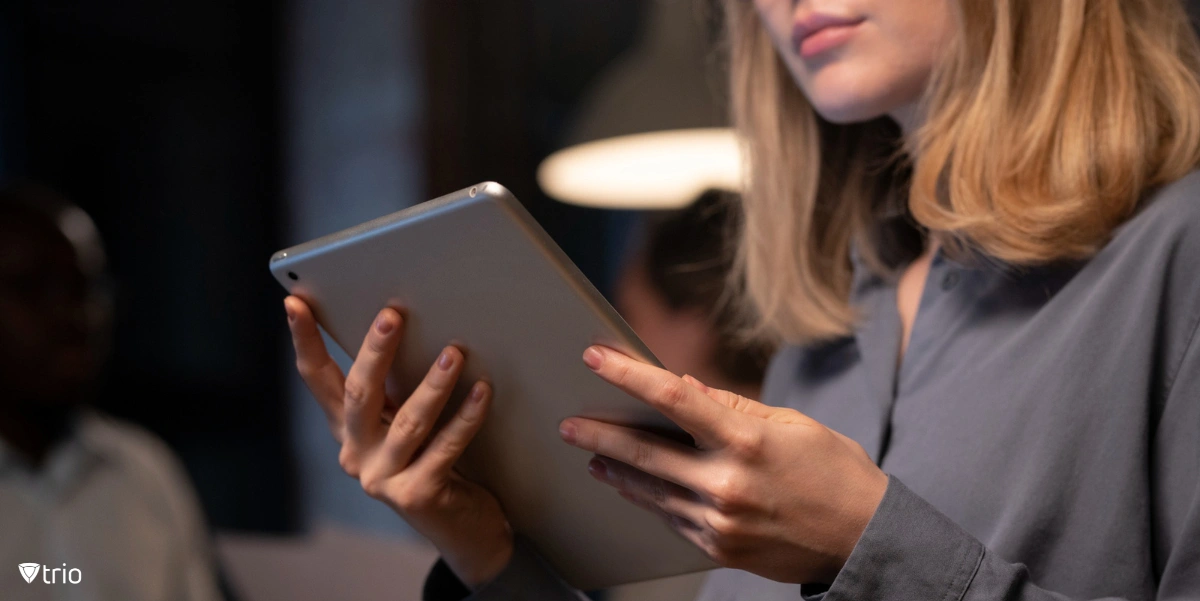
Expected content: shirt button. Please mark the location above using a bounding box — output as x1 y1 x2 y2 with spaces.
941 271 961 291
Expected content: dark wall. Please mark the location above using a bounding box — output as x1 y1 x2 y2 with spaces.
5 0 296 533
420 0 648 292
1 0 651 536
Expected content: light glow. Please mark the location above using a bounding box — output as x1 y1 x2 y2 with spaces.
537 128 744 209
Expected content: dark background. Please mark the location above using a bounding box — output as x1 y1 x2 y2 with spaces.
0 0 648 534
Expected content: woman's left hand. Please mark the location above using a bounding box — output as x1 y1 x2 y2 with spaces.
559 345 889 585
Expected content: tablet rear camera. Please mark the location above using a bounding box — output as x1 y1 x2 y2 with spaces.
287 271 299 281
469 186 478 197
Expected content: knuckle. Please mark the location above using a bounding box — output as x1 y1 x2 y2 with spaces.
731 395 760 415
359 471 386 499
392 484 435 513
456 400 484 426
456 411 481 429
656 379 691 409
725 425 764 457
631 436 656 471
365 331 389 355
432 436 467 463
705 511 741 540
705 470 747 511
389 410 425 442
294 358 315 381
422 370 454 396
338 447 361 478
390 487 416 512
343 379 370 409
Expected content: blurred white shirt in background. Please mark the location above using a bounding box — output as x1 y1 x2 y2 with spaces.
0 410 222 601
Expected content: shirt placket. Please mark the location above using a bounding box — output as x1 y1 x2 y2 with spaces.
871 248 964 465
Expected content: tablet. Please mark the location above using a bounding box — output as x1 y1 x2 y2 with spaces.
269 182 715 589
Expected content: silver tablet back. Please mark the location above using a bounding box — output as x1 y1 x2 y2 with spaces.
269 182 714 589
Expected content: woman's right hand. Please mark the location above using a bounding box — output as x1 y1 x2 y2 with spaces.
284 296 514 588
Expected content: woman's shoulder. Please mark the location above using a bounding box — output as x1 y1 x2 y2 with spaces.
1104 170 1200 374
1119 169 1200 243
1106 170 1200 278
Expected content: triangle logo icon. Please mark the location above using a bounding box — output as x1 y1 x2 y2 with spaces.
19 563 40 583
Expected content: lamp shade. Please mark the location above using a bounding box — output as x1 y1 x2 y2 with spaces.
537 127 742 210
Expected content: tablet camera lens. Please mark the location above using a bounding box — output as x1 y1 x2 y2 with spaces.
469 186 478 197
287 271 299 281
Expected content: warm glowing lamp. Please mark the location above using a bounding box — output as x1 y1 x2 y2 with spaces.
537 127 742 210
537 0 739 210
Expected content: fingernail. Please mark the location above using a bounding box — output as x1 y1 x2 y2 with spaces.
438 349 454 370
376 314 394 335
587 457 608 481
284 300 295 323
467 381 486 403
582 347 604 370
463 383 487 416
559 420 577 444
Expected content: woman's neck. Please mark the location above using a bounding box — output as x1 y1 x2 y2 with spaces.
889 102 922 137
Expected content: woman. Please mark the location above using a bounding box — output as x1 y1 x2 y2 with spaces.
284 0 1200 599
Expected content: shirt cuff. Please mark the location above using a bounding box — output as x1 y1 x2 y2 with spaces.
422 536 585 601
824 474 985 601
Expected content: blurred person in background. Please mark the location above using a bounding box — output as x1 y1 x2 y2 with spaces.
0 181 224 600
285 0 1200 599
613 191 774 400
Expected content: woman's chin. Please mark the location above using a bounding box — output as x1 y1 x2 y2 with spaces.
799 73 909 125
809 98 893 125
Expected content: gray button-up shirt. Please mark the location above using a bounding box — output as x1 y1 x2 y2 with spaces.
425 171 1200 601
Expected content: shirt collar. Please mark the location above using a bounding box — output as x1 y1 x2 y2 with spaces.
0 410 108 499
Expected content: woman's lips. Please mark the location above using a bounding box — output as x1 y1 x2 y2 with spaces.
792 15 866 59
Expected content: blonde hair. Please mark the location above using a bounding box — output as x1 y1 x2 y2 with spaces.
722 0 1200 345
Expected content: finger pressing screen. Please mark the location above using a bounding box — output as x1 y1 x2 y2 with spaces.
583 345 742 449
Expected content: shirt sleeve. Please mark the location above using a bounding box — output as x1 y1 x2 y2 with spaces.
422 535 590 601
820 325 1200 601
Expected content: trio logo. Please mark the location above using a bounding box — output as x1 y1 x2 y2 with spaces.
18 562 81 584
18 563 39 583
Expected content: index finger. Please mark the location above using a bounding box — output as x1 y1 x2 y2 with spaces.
285 296 347 428
582 345 743 449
